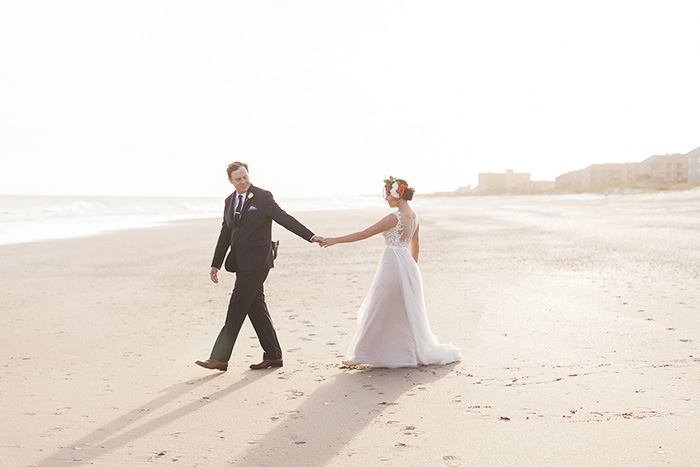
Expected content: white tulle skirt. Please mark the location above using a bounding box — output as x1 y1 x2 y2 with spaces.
343 246 462 368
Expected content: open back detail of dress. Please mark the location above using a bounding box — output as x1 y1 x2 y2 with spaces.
343 211 462 368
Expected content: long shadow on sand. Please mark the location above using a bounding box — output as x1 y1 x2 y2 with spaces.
36 370 270 466
235 363 457 466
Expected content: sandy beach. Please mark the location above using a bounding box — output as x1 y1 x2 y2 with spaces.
2 192 699 466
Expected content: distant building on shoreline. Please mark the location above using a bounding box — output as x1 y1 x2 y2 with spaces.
555 162 641 191
459 145 700 195
478 169 530 192
640 153 688 182
476 169 553 193
555 148 700 191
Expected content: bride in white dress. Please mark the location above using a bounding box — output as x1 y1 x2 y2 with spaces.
322 177 462 368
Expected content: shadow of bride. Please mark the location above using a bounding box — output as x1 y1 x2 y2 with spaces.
36 370 270 466
235 363 457 466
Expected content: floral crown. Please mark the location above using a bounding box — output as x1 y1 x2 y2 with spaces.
383 176 407 198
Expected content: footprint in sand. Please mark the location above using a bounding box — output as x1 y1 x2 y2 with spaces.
285 390 305 400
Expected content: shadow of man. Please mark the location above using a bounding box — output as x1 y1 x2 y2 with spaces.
36 370 269 466
235 363 456 466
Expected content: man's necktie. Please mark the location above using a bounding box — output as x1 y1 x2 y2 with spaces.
234 194 243 224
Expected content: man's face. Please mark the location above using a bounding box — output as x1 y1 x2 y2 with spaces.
229 166 251 194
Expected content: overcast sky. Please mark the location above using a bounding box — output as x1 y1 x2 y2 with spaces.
1 0 699 198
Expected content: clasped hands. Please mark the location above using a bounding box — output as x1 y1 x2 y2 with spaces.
312 236 337 248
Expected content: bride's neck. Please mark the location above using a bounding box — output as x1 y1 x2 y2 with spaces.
396 201 412 213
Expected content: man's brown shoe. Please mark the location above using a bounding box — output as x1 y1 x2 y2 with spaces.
195 358 228 371
249 358 283 370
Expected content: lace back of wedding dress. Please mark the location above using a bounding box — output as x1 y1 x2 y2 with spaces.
383 211 416 248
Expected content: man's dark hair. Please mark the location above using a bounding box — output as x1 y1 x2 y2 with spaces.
227 161 249 178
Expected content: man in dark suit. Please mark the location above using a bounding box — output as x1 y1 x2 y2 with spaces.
196 161 323 371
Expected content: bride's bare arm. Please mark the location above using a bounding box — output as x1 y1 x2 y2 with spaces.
322 214 398 247
410 224 420 262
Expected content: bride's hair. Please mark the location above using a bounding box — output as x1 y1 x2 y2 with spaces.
396 179 415 201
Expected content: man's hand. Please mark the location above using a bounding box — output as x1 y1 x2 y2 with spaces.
312 235 326 247
210 267 219 284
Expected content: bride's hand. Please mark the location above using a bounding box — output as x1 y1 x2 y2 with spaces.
322 237 338 248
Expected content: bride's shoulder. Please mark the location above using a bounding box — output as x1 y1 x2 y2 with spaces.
389 210 407 222
398 209 417 220
379 212 400 225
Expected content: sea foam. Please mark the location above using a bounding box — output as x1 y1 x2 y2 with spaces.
0 194 384 246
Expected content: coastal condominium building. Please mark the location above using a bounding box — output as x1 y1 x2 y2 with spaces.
640 153 689 182
554 145 700 191
555 163 640 190
477 169 532 192
584 163 640 187
687 146 700 183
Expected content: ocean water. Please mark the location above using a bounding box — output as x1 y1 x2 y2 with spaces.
0 194 385 246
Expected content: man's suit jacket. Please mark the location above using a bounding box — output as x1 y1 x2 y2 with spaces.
211 185 315 273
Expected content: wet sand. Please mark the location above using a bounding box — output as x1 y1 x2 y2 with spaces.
1 191 699 466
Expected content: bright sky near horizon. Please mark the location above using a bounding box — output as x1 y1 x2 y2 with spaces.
1 1 699 198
